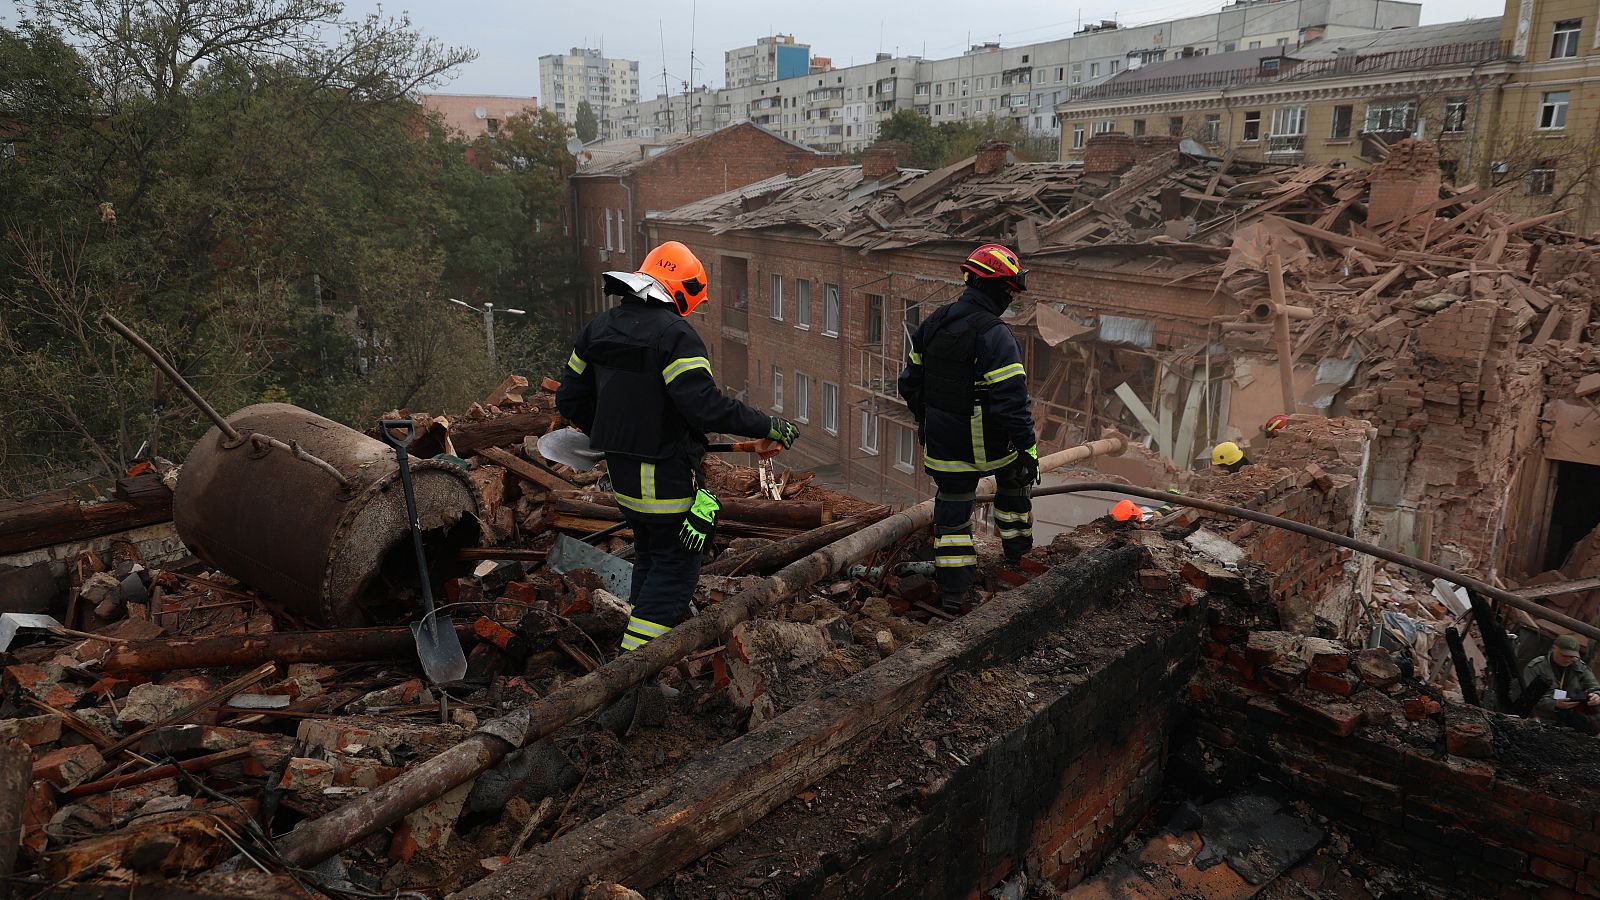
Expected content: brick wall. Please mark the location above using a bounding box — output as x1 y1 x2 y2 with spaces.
1367 138 1441 231
1192 627 1600 897
1181 415 1373 634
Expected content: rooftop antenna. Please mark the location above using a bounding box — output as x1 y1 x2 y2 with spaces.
686 0 697 133
659 20 673 132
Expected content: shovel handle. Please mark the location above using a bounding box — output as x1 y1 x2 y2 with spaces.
708 440 783 457
379 419 417 450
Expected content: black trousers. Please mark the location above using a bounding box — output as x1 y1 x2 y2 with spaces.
622 510 703 631
930 457 1034 596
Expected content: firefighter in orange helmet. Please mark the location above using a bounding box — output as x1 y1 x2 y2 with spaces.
557 241 800 654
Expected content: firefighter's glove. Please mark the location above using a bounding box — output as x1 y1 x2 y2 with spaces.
678 489 721 554
1021 445 1041 486
768 416 800 450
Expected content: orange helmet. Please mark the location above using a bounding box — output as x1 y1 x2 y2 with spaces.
1110 499 1142 523
961 243 1027 293
639 241 710 316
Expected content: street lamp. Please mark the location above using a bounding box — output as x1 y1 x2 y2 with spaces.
447 298 525 367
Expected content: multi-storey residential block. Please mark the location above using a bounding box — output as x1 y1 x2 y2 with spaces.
418 94 538 140
726 35 811 89
602 0 1418 153
539 48 641 135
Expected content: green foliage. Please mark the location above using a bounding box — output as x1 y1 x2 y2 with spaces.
0 3 579 493
876 108 1059 170
574 100 598 143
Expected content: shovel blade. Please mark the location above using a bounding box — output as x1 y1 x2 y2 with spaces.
410 615 468 684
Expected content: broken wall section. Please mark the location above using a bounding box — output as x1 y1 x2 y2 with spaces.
1179 415 1373 635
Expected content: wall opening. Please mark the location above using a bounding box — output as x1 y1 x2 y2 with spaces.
1541 459 1600 571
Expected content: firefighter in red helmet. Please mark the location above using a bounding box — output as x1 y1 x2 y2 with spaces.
899 243 1038 614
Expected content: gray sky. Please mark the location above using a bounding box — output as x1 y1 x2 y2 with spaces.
4 0 1510 97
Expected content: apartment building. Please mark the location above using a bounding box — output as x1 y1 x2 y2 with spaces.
603 0 1419 152
1058 0 1600 229
726 35 812 88
538 48 641 133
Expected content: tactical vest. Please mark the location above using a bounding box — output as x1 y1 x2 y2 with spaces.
921 306 1004 415
586 308 679 460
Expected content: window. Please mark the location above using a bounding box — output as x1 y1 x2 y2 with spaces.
1443 97 1467 134
823 283 840 336
1089 62 1101 78
896 424 917 472
1110 59 1120 73
1169 116 1184 136
1055 67 1064 81
1132 118 1146 136
794 373 810 423
1070 63 1082 84
1260 58 1280 75
860 410 879 455
770 273 784 320
1271 105 1306 136
1527 164 1556 195
1540 91 1570 129
1276 37 1289 46
603 208 614 250
991 76 1000 89
1553 19 1581 58
934 104 942 115
935 83 943 96
1223 41 1237 52
916 82 929 96
1364 99 1416 133
822 381 839 434
796 279 811 328
1329 105 1353 139
1072 124 1086 149
1242 111 1261 141
1202 114 1221 143
975 99 984 112
864 294 884 344
1092 119 1114 135
1248 40 1261 49
771 367 784 411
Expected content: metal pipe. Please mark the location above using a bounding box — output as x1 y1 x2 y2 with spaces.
1026 481 1600 643
1266 255 1299 414
246 433 351 491
274 433 1129 868
101 313 238 441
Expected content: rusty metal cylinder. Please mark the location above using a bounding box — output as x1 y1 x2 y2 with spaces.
175 403 484 625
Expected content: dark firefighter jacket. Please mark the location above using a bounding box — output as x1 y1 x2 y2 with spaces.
897 286 1037 476
556 294 771 518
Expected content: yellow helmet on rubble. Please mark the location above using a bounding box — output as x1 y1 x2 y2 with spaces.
1211 442 1245 467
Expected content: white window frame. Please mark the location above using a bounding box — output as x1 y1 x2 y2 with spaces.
1089 62 1100 78
895 423 916 472
1553 19 1581 58
1202 115 1221 144
1329 105 1353 139
603 208 614 251
1527 166 1556 195
823 283 840 337
1071 124 1086 149
771 366 784 411
821 381 839 435
1442 98 1467 134
860 409 879 455
1364 99 1416 133
1539 91 1570 130
1271 105 1306 137
1092 120 1114 135
770 273 784 320
795 279 811 328
1242 110 1262 142
794 373 810 423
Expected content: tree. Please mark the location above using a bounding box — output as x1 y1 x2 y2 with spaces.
575 100 598 143
877 108 943 169
875 109 1059 170
0 4 582 491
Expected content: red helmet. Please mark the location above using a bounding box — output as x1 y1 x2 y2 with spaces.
1264 414 1291 434
961 243 1028 293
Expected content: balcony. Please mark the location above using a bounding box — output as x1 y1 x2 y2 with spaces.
856 347 909 406
1264 134 1305 160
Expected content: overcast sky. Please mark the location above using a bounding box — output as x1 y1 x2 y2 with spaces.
3 0 1510 97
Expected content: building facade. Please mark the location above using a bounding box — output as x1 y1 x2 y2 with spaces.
568 123 836 329
418 94 539 140
1057 4 1600 228
539 48 641 133
602 0 1419 153
726 35 812 89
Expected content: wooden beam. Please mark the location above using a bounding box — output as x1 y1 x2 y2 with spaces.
1516 576 1600 601
1267 254 1299 414
476 446 577 493
1113 383 1166 458
451 411 555 457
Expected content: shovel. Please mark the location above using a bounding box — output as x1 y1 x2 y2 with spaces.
378 419 469 684
538 427 783 472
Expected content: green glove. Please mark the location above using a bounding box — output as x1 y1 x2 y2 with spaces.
768 416 800 450
1021 445 1041 485
678 489 721 553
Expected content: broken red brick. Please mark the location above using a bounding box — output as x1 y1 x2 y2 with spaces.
1307 671 1358 697
4 664 82 709
20 782 55 857
0 713 62 747
279 757 335 792
31 744 104 790
1444 715 1494 759
1018 556 1046 575
996 568 1029 587
1351 648 1401 688
1137 569 1168 590
1404 696 1442 721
